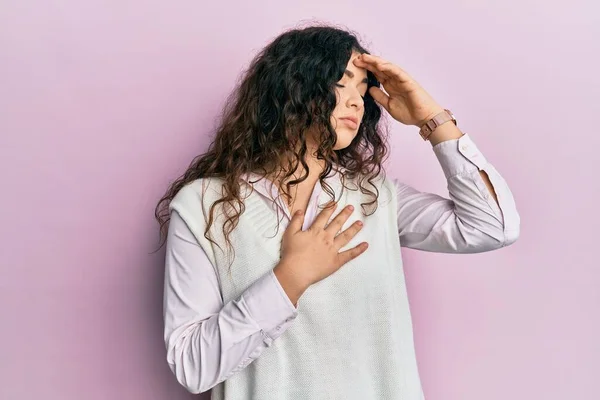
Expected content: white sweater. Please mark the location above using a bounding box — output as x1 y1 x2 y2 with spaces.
165 134 520 399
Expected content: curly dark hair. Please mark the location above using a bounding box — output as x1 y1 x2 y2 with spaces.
153 23 391 260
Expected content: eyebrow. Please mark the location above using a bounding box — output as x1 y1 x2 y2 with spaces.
344 69 369 84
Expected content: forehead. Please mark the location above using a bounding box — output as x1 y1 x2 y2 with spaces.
344 52 367 80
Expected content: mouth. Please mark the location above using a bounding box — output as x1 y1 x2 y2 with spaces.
339 117 358 129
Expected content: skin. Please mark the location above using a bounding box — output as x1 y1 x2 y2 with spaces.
329 52 369 151
293 51 499 206
353 52 498 204
275 52 368 215
273 51 499 306
271 53 370 307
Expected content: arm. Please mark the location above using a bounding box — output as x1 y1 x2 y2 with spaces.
394 132 520 253
163 211 298 394
427 113 499 205
351 52 518 244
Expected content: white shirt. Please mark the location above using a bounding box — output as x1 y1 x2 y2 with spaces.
163 133 520 396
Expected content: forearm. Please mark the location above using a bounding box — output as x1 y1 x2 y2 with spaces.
164 211 300 393
427 121 499 206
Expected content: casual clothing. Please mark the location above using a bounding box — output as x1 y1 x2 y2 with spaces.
163 133 520 399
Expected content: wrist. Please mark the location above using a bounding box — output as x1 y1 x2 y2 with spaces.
417 106 445 127
418 107 459 144
273 262 309 306
427 120 464 147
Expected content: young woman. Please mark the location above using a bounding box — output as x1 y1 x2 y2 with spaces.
155 25 520 400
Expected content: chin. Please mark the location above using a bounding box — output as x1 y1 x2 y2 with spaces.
333 131 357 150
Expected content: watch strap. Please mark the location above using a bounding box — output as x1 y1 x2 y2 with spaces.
419 109 457 141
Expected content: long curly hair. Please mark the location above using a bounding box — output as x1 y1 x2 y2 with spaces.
154 23 391 261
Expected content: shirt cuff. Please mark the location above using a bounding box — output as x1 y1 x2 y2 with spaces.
432 133 488 179
240 269 299 340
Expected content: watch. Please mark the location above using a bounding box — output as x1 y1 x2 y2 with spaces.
418 109 457 141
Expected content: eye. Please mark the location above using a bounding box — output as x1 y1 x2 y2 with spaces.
335 83 365 99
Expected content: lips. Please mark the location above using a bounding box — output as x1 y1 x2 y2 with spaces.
339 117 358 129
340 116 358 125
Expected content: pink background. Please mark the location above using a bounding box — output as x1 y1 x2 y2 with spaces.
1 1 597 399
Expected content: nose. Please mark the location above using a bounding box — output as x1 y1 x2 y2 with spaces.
347 92 364 110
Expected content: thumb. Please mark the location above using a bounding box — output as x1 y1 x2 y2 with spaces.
369 87 390 112
287 209 305 233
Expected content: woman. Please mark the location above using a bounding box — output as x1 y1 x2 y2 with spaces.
155 25 520 399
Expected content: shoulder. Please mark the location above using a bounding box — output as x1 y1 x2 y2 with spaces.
170 177 214 203
169 176 228 222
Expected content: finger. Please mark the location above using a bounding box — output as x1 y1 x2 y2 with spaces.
310 200 338 230
368 87 390 111
337 242 369 266
373 62 413 83
353 57 390 83
353 54 393 79
357 53 386 63
324 204 354 235
356 53 392 70
355 54 412 83
333 220 363 248
287 209 305 234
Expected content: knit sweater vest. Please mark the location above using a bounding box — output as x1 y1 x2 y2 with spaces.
169 170 425 400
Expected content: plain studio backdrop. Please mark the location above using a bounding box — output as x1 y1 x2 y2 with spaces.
0 1 598 399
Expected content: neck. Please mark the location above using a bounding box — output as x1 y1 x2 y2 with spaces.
266 135 328 184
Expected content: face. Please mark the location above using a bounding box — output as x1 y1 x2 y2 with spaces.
330 51 368 150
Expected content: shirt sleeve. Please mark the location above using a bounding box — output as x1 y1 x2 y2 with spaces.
394 133 520 253
163 210 299 394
